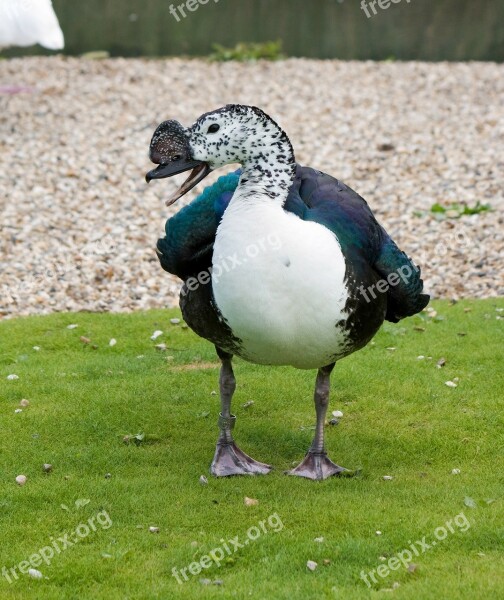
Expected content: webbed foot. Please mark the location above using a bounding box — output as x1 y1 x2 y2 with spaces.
210 442 272 477
287 451 352 481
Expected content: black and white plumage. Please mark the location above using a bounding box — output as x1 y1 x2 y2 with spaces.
146 106 429 480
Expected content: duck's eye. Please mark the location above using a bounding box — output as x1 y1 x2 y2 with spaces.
171 154 182 161
207 123 220 134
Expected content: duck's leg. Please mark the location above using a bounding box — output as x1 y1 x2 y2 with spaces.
288 363 348 480
210 347 272 477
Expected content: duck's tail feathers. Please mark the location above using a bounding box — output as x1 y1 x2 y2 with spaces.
374 236 430 323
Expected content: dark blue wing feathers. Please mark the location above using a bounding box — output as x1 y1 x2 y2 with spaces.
291 167 429 321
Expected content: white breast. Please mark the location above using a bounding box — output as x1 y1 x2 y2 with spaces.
212 196 349 369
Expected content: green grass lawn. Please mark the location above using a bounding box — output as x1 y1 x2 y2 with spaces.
0 299 503 600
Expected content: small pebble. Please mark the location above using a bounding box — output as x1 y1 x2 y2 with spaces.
243 400 254 408
407 563 418 573
199 475 208 485
155 343 167 351
109 338 117 347
436 358 447 368
19 399 30 407
383 475 394 481
7 374 19 380
200 578 212 586
306 560 318 571
150 330 163 340
332 410 343 418
32 346 40 351
376 530 382 535
170 318 181 324
149 526 160 533
105 472 112 479
210 390 217 396
43 464 53 473
80 336 91 344
377 142 395 152
445 381 458 388
323 559 331 566
386 347 396 351
244 496 258 506
28 568 43 579
451 468 461 475
16 475 27 486
14 408 22 413
213 579 223 586
314 536 324 543
67 324 78 329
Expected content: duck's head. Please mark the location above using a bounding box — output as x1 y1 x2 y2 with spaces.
145 119 211 206
188 104 286 166
146 105 293 205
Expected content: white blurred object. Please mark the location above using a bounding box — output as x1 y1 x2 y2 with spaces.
0 0 64 50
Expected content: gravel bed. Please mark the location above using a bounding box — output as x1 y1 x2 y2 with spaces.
0 57 503 318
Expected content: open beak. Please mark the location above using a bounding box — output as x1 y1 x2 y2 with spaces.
145 160 212 206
